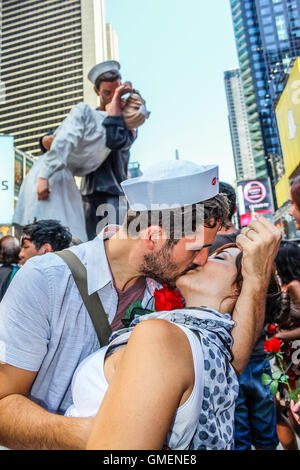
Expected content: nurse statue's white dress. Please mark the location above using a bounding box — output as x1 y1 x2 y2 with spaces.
12 102 131 241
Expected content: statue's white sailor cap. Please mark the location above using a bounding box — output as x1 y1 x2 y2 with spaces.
121 160 219 211
88 60 121 85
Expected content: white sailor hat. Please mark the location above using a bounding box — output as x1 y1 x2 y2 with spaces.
121 160 219 211
88 60 121 85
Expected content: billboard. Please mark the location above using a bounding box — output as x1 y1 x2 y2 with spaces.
0 135 14 225
275 58 300 179
237 178 274 227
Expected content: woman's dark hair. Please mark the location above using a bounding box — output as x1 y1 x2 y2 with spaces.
211 242 291 324
21 219 72 252
264 270 291 325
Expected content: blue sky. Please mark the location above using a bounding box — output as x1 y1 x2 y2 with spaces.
106 0 239 185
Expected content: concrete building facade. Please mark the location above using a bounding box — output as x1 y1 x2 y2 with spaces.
0 0 118 156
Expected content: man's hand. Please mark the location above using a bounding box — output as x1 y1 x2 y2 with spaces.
236 217 282 290
37 177 50 200
106 81 133 115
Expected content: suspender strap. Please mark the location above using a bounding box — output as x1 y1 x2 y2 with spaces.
55 250 112 346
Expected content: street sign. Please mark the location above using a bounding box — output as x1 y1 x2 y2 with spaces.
0 135 14 225
237 178 274 226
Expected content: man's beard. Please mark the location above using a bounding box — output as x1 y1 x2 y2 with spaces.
140 243 195 286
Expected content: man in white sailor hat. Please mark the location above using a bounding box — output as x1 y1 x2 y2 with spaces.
88 60 122 110
81 60 137 240
0 160 281 449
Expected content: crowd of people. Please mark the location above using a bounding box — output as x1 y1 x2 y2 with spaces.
1 59 300 451
0 219 74 301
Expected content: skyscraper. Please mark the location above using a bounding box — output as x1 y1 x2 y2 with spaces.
224 69 256 181
230 0 268 180
229 0 300 208
0 0 118 157
106 23 119 62
254 0 300 188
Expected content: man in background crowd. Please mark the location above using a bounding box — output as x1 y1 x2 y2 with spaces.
19 219 72 266
0 236 20 302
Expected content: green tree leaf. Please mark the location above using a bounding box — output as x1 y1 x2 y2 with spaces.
280 375 289 384
272 371 282 380
270 381 278 396
262 373 272 386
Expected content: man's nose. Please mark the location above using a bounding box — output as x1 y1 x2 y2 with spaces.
192 249 209 266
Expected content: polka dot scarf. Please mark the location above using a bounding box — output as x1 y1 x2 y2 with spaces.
110 306 239 450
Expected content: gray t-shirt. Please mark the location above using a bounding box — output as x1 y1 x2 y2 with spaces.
0 228 156 414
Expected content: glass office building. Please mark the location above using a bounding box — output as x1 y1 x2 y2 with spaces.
230 0 300 209
224 68 256 181
230 0 268 180
255 0 300 187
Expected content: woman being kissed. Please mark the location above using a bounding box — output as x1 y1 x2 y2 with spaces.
65 243 286 450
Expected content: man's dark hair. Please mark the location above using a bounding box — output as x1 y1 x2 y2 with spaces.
124 194 229 245
21 220 72 251
95 70 121 91
219 182 237 221
0 236 20 265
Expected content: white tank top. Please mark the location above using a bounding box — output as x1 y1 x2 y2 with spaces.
65 323 204 450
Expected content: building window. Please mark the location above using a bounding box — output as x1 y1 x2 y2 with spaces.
276 15 288 40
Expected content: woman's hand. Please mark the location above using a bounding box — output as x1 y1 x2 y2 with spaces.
236 217 282 291
37 177 50 200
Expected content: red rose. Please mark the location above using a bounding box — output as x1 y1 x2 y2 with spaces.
264 336 283 354
267 324 278 335
154 284 184 311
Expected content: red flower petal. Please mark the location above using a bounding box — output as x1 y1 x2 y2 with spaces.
264 337 283 353
267 324 277 335
154 285 184 311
